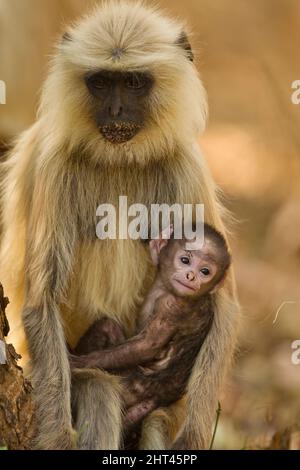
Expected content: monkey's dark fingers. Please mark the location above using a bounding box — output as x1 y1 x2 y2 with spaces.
123 400 156 430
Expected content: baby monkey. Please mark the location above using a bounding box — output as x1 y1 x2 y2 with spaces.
71 223 231 434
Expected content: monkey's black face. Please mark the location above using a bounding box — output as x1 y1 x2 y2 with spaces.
85 70 154 144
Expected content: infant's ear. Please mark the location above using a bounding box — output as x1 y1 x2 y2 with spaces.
149 239 168 265
149 225 173 265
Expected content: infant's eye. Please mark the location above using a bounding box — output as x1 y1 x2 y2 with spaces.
200 267 210 276
180 256 190 265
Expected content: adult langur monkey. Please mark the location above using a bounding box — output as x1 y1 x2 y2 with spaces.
0 1 239 450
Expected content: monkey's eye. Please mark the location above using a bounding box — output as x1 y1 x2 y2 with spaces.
180 256 190 265
125 74 147 89
200 267 210 276
91 76 109 89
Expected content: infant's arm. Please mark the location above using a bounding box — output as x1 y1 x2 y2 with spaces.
70 296 178 370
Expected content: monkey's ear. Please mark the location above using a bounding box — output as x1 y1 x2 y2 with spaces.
149 225 174 265
176 31 194 62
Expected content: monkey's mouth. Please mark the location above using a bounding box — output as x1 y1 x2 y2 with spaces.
99 122 142 144
173 279 196 293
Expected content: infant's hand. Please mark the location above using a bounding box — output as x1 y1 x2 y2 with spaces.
69 351 99 369
69 353 89 369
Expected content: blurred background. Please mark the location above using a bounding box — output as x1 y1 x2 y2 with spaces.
0 0 300 449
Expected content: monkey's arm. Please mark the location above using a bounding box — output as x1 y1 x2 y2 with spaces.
70 325 175 370
70 300 177 370
21 161 78 450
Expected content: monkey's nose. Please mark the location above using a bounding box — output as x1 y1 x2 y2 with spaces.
109 105 123 117
186 271 195 281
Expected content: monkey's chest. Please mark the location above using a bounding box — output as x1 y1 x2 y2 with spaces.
64 162 179 345
64 238 155 346
75 159 179 234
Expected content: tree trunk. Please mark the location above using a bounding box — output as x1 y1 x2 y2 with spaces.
0 283 34 449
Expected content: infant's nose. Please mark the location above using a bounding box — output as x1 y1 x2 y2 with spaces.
186 271 195 281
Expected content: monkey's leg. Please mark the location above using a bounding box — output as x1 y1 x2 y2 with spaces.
21 164 78 450
139 399 186 450
121 401 156 451
123 400 156 431
23 299 74 450
72 369 123 450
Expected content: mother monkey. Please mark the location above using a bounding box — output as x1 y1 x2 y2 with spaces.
0 1 239 450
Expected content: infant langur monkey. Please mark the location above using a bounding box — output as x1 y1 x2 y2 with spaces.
71 223 231 437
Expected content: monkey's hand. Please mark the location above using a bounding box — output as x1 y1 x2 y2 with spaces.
69 333 161 370
69 351 100 369
69 349 124 371
70 312 177 371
